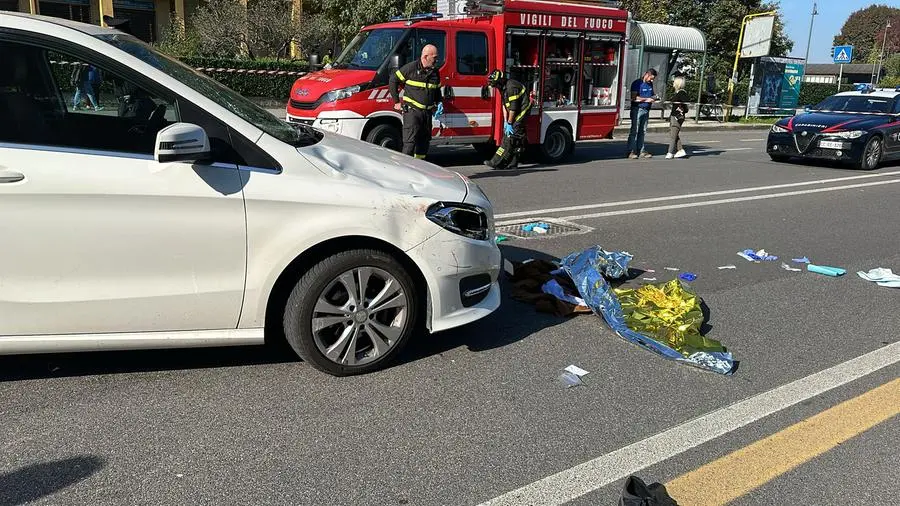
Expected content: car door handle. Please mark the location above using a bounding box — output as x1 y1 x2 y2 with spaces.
0 169 25 183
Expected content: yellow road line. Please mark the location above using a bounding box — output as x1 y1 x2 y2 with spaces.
665 377 900 505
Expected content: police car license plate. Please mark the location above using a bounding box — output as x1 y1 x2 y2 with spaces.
819 140 843 150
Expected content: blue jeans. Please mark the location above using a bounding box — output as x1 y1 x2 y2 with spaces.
627 107 650 155
73 82 97 109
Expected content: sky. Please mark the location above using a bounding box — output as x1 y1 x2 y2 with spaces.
778 0 888 64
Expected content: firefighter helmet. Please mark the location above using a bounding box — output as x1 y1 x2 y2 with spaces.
487 69 506 88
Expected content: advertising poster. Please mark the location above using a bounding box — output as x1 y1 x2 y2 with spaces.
750 57 805 115
780 62 804 110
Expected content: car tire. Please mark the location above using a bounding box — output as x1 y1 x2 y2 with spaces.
283 249 420 376
769 154 790 163
539 123 574 163
855 135 883 170
365 123 402 151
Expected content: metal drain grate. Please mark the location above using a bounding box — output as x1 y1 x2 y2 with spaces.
495 218 592 239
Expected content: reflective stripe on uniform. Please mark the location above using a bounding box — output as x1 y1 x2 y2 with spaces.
414 154 426 159
495 147 505 156
406 79 440 89
395 70 406 81
505 91 524 108
403 95 429 109
515 104 532 122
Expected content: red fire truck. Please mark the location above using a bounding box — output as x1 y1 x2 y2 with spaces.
285 0 630 163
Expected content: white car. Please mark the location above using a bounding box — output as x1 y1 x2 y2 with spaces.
0 13 501 375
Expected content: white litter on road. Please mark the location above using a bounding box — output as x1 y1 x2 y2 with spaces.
564 365 590 377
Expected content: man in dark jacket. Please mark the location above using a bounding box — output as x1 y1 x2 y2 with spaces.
389 44 443 160
484 69 531 170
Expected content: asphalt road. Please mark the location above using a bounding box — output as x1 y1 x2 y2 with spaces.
2 130 899 506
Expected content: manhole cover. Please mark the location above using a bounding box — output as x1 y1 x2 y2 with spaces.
495 218 592 239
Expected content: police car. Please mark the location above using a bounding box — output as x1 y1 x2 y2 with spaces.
767 85 900 170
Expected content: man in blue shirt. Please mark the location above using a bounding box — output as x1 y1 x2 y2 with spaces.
626 68 658 159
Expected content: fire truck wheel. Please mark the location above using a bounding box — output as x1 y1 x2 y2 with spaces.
540 123 574 163
365 123 402 151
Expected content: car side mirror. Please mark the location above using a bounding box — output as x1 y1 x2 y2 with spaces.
390 55 400 70
154 123 212 164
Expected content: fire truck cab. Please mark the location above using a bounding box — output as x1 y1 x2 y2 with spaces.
285 0 629 163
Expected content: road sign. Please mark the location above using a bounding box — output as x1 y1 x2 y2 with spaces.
833 45 853 64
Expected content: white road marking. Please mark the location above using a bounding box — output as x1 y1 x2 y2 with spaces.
558 178 900 222
695 140 722 143
494 170 900 220
740 138 766 141
692 147 755 153
476 341 900 506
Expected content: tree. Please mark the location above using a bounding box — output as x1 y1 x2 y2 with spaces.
191 0 250 57
885 53 900 77
618 0 668 24
833 5 900 64
157 15 201 58
247 0 301 58
629 1 793 87
296 0 434 57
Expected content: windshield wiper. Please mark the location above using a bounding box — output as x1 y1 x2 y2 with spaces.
290 123 324 145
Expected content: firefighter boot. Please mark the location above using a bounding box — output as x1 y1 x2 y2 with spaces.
485 144 507 170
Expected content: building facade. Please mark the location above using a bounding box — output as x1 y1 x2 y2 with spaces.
2 0 301 47
802 63 886 85
2 0 206 43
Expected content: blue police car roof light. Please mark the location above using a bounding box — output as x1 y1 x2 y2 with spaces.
390 12 444 21
854 83 875 93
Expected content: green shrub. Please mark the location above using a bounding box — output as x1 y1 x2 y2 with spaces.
876 76 900 88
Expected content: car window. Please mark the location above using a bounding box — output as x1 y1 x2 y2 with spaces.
893 98 900 114
457 31 488 76
99 33 321 148
415 29 447 69
814 95 892 113
334 28 408 71
0 40 178 155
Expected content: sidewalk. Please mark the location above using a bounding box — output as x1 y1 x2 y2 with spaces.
615 118 775 134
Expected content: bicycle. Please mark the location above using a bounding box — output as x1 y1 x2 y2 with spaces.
699 91 725 122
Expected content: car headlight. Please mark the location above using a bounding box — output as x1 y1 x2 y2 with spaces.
831 130 865 139
771 124 789 133
426 202 489 241
323 85 361 103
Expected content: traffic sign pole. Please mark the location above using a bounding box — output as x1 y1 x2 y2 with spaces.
837 64 843 92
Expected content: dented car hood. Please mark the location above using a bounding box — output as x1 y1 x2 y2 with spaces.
296 130 468 202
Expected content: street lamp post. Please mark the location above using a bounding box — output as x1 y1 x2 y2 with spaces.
874 19 891 87
802 2 817 85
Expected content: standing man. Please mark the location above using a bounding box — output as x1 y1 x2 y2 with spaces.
484 69 531 170
626 68 658 159
389 44 443 160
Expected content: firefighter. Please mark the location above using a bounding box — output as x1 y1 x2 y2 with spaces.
484 69 531 170
389 44 443 160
